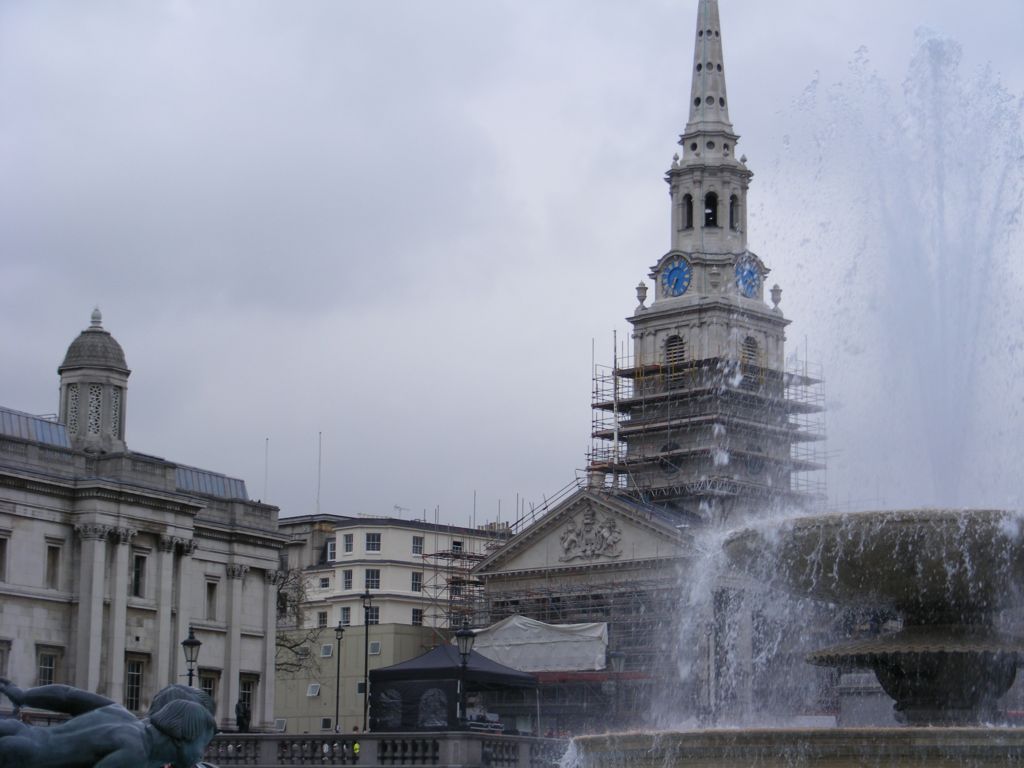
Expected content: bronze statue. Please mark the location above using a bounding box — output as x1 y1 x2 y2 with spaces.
0 679 217 768
234 698 250 733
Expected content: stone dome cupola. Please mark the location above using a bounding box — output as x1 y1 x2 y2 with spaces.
59 307 129 373
58 308 131 453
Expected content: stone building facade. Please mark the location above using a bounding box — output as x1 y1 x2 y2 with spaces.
274 514 505 733
0 310 284 730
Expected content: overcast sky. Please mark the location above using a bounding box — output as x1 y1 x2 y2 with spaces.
4 0 1023 525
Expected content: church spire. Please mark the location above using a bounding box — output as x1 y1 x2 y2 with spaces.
685 0 733 136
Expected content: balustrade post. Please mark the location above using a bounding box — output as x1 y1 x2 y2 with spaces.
258 735 277 765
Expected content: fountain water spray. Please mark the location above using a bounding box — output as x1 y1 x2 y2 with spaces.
763 33 1024 509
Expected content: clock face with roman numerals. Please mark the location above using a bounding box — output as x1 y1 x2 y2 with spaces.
735 257 760 298
662 258 692 297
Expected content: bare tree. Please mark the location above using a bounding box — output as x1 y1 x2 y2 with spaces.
275 568 325 675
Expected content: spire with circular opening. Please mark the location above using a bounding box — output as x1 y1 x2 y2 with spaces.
686 0 732 134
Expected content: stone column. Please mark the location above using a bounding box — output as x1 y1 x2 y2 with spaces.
153 535 177 689
224 563 249 727
260 569 282 727
173 538 197 686
106 526 136 702
74 524 110 692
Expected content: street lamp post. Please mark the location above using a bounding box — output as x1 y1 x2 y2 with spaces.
181 626 202 687
334 620 345 732
361 590 373 732
455 619 476 728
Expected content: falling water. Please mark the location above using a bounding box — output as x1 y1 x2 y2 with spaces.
761 32 1024 509
641 33 1024 732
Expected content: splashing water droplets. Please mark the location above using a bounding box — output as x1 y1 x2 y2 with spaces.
764 33 1024 508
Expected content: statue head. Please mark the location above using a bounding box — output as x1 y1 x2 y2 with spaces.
145 684 218 768
149 684 216 717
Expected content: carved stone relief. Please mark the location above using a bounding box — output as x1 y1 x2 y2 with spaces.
74 523 112 541
558 508 623 562
226 563 250 580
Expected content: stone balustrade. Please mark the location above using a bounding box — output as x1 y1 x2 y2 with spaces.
204 732 567 768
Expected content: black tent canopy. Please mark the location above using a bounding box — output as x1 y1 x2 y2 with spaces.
369 645 537 731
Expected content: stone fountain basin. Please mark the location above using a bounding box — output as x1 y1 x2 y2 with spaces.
807 625 1024 666
722 509 1024 619
573 728 1024 767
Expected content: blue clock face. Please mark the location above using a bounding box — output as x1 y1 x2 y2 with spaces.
735 258 760 298
662 258 693 297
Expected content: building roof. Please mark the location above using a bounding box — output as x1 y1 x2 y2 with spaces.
370 644 537 688
175 465 249 501
58 308 129 374
0 406 70 448
278 514 504 538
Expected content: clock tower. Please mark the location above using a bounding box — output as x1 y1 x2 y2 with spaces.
588 0 824 524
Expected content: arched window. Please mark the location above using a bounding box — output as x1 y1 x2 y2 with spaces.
665 335 687 386
740 336 760 391
683 194 694 230
741 336 760 367
729 194 740 230
665 335 687 368
704 192 718 227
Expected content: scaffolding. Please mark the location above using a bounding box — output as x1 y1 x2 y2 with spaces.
418 516 510 636
588 351 826 514
473 574 684 674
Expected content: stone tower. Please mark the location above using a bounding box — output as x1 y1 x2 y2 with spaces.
58 308 131 453
589 0 824 524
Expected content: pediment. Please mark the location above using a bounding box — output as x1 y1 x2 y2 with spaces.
475 490 689 577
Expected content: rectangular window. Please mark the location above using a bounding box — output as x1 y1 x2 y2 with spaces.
125 658 144 712
321 643 333 658
412 609 424 626
365 533 381 552
0 640 10 677
199 671 218 702
319 576 330 589
343 534 353 553
37 646 61 686
343 570 353 590
317 611 328 628
0 537 7 581
411 572 423 592
307 683 320 697
450 584 462 597
326 539 336 562
365 569 380 590
320 717 333 731
131 554 147 598
206 582 218 621
366 606 380 626
368 640 382 654
451 540 463 554
240 676 257 711
412 536 424 555
45 545 60 589
340 606 351 626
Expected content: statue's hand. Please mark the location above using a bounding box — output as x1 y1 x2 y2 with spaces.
0 678 25 707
